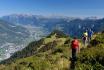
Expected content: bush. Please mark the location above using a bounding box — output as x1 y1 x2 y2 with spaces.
76 47 104 70
90 33 104 46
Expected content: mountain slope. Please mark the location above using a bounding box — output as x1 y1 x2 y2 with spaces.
0 18 48 61
0 31 104 70
75 32 104 70
0 19 32 60
0 19 29 45
0 31 71 70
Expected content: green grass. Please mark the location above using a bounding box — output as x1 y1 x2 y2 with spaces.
1 32 104 70
0 33 71 70
75 33 104 70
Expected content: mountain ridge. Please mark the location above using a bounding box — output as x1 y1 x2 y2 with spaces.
1 14 104 37
0 30 104 70
0 30 69 64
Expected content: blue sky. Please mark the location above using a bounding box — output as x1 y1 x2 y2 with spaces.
0 0 104 17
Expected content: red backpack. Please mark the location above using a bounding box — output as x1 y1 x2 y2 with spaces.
72 39 79 49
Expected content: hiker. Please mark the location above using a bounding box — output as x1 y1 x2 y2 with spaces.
88 29 93 42
71 37 80 61
82 30 88 46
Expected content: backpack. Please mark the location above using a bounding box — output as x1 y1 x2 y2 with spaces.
88 31 93 37
72 39 79 49
83 37 87 40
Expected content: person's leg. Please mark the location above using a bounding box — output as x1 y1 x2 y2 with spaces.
72 49 77 61
84 40 86 46
85 37 88 47
82 39 85 46
88 37 90 43
74 49 77 61
86 37 89 46
89 36 91 42
72 49 74 60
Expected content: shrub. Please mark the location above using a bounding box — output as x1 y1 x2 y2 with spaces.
76 47 104 70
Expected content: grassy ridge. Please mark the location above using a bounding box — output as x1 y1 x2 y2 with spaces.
75 33 104 70
0 31 71 70
0 31 104 70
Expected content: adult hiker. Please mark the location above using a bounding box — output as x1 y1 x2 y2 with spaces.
88 29 93 42
82 30 88 46
71 37 80 61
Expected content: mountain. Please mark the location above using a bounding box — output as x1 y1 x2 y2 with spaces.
0 30 69 63
0 31 71 70
1 14 104 37
0 19 31 60
0 19 47 61
0 19 30 44
1 14 72 26
1 14 104 61
0 31 104 70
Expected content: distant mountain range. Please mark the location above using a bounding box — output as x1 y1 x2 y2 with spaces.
0 14 104 61
1 14 104 36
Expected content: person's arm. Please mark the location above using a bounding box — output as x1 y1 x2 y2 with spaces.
78 46 80 53
77 41 80 53
70 41 73 49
